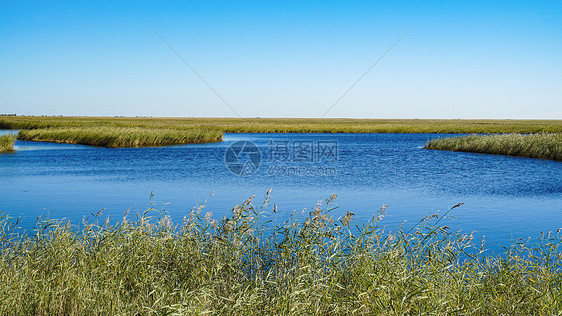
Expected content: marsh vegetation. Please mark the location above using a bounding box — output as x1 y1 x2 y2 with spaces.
1 194 561 315
1 116 561 148
1 117 561 133
0 135 15 152
17 127 223 148
425 133 562 161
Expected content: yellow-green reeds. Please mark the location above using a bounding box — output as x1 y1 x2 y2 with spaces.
0 135 15 152
0 194 561 314
2 116 561 148
17 127 223 148
425 133 562 161
1 116 561 134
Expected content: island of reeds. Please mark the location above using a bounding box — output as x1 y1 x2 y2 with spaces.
0 116 561 148
0 194 561 315
0 135 15 152
17 127 223 148
425 133 562 161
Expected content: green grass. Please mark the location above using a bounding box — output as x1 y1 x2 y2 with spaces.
425 133 562 161
1 194 561 315
17 127 223 148
1 116 562 133
0 135 15 152
1 116 560 148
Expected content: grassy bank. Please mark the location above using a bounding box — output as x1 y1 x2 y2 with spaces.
0 135 15 152
1 116 560 148
17 127 223 147
1 195 561 315
425 133 562 161
1 116 561 133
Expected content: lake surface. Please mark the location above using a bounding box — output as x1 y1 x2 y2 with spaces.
0 131 561 253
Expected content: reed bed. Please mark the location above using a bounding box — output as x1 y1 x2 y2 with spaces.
1 116 561 134
425 133 562 161
0 194 560 315
0 135 15 152
1 116 560 148
17 127 223 148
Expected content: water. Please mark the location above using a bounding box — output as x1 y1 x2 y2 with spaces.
0 132 561 252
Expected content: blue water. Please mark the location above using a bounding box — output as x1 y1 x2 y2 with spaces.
0 132 561 252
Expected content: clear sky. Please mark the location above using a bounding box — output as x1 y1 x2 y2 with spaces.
1 1 561 118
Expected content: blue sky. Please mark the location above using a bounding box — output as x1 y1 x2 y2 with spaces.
1 1 561 118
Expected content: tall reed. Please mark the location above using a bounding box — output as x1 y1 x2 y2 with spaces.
0 194 560 314
0 135 15 152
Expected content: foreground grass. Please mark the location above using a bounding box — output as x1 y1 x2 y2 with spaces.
17 127 223 147
0 135 15 152
425 133 562 161
1 194 561 315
